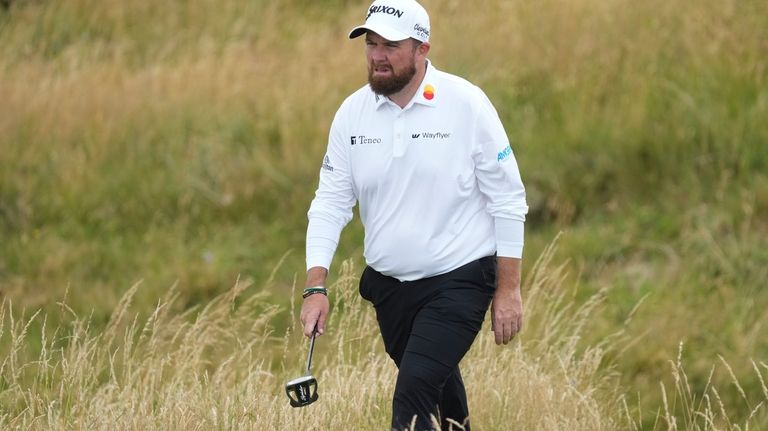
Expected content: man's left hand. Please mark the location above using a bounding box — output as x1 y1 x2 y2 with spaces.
490 257 523 345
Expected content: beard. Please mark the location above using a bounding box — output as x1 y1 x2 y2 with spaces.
368 60 417 96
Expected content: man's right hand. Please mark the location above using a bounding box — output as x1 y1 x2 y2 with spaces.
300 292 330 337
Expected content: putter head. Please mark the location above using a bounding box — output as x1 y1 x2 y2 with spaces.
285 375 318 407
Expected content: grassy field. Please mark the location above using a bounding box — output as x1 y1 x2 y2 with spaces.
1 0 767 429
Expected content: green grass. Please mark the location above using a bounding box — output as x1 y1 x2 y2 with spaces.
1 0 768 428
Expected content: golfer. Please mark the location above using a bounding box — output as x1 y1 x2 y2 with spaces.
300 0 528 429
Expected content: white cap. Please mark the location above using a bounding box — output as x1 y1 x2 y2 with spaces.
348 0 430 43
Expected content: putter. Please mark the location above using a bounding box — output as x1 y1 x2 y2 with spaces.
285 330 319 407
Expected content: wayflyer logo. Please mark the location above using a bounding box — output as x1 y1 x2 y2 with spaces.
412 131 451 140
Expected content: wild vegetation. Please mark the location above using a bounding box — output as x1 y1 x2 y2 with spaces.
1 0 767 429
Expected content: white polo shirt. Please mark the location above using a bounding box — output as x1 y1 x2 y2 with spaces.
307 61 528 281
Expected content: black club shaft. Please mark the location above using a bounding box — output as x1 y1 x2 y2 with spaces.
305 331 316 375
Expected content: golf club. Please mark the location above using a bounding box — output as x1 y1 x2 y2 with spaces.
285 330 319 407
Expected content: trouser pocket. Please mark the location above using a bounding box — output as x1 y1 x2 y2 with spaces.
478 255 497 291
358 266 373 302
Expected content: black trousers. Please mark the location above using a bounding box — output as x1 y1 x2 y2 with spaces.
359 256 496 431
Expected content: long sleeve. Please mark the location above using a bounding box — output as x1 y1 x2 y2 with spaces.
472 91 528 258
306 109 357 270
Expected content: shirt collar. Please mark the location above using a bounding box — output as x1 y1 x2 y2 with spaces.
374 93 388 109
414 60 438 107
373 59 438 110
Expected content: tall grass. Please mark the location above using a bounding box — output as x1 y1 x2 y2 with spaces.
0 242 620 429
1 0 365 318
1 242 766 429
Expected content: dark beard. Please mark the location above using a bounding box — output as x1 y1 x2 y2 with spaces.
368 62 417 96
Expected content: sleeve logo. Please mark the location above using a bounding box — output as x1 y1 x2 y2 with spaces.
497 145 512 162
322 154 334 172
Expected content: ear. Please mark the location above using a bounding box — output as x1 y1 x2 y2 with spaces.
417 42 431 58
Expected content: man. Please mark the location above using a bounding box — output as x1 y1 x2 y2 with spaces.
300 0 528 429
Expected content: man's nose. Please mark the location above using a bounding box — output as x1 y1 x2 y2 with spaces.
369 46 387 62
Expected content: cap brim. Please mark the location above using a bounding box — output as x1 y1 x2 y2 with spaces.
348 24 410 41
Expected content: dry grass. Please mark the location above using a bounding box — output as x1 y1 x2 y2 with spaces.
2 240 766 429
619 345 768 430
0 241 621 430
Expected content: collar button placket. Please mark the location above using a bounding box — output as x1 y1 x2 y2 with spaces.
392 113 406 158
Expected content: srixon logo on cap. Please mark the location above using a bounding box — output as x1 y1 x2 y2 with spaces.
367 5 404 19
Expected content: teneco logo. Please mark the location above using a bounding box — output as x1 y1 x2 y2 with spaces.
497 145 513 162
367 5 404 20
351 135 382 146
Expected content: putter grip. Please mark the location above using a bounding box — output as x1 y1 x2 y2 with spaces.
305 331 316 374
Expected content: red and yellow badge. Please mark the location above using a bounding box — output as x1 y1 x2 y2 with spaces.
423 84 435 100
